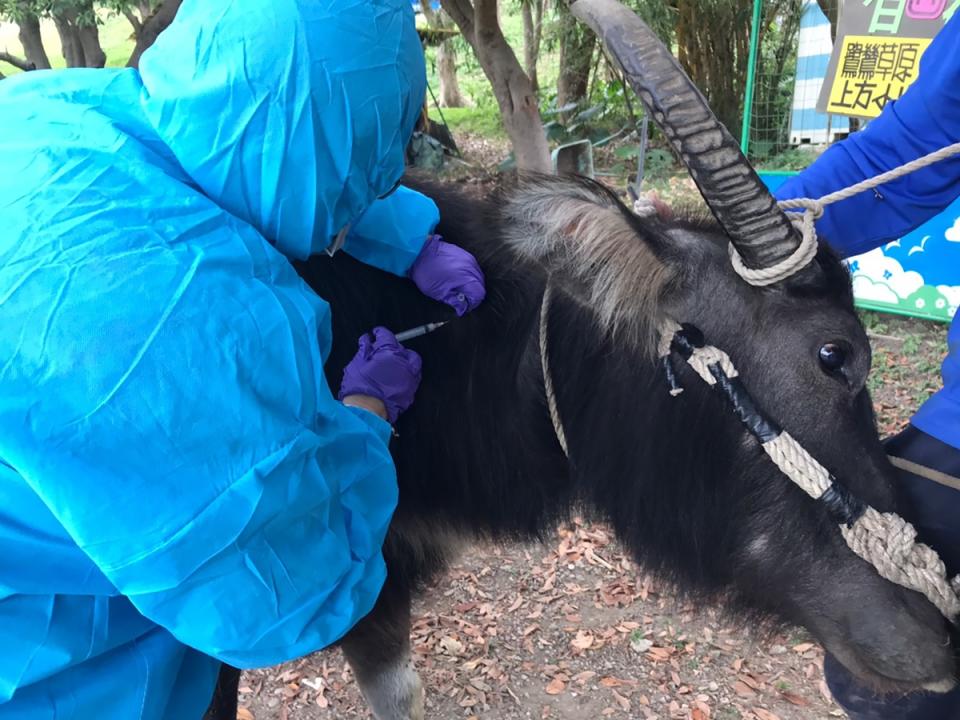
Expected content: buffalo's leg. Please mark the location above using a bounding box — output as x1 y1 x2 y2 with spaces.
340 581 423 720
203 664 241 720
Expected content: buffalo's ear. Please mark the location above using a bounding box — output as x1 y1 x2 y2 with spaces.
501 174 679 343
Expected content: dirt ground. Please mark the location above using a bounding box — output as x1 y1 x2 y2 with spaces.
239 141 952 720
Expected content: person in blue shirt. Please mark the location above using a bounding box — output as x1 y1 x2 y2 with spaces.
775 12 960 718
0 1 485 718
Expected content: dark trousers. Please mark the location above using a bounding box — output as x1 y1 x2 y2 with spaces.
825 425 960 719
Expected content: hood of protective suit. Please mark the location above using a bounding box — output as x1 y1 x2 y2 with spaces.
138 0 426 260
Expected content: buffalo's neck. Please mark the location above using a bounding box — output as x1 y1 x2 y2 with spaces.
389 284 574 541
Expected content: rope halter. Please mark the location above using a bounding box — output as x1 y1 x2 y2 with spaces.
538 284 960 619
657 319 960 621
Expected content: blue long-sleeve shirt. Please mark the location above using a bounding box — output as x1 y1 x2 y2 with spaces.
775 14 960 450
0 1 438 718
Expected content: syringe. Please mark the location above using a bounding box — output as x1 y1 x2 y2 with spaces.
395 321 449 343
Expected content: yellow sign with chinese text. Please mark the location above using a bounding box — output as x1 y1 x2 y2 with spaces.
825 35 932 118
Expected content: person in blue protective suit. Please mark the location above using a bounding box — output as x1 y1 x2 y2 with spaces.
775 12 960 719
0 1 485 718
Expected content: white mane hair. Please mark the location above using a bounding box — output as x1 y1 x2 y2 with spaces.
500 175 677 350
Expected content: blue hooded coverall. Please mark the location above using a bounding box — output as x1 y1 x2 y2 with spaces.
775 12 960 451
0 1 439 717
776 13 960 718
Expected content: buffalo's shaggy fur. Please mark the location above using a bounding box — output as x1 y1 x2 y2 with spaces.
206 175 953 720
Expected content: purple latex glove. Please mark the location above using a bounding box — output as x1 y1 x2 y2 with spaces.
339 327 422 424
409 234 486 316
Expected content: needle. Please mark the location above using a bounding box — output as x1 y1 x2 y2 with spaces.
394 321 449 343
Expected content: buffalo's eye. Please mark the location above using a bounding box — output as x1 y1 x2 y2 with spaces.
818 343 846 373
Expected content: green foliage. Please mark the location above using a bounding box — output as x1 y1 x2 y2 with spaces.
754 146 818 171
540 97 632 150
0 0 118 25
0 0 35 22
748 0 805 164
427 106 504 139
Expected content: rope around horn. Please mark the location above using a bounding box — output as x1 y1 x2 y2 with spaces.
721 141 960 287
658 317 960 620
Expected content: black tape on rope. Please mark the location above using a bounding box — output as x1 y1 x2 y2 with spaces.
662 355 683 395
707 363 781 444
819 482 868 528
666 323 872 535
671 323 705 360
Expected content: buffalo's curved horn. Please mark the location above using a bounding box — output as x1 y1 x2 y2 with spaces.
570 0 801 273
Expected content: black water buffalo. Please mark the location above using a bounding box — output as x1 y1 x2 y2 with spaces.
207 1 956 717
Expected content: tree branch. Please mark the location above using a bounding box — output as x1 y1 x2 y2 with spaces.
0 51 35 72
421 0 439 27
123 8 144 35
439 0 476 48
127 0 183 68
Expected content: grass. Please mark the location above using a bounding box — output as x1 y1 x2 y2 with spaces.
0 12 134 75
428 105 505 138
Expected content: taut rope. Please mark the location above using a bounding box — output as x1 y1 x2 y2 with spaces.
724 141 960 286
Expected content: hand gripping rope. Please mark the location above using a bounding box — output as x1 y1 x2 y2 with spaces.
634 141 960 287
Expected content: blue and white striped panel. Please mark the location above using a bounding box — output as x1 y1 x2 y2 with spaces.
790 0 849 144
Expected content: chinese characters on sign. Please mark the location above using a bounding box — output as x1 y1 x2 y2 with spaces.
826 36 931 114
817 0 951 118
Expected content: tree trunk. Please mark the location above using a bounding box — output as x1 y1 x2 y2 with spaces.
128 0 183 68
442 0 551 172
437 38 464 107
53 10 86 68
77 16 107 68
556 8 595 111
17 13 51 70
521 0 539 94
423 5 464 108
123 8 144 37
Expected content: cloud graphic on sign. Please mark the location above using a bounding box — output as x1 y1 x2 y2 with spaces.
945 217 960 242
852 275 900 304
847 249 925 301
937 285 960 316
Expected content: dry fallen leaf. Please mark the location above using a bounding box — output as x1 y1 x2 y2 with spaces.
545 678 566 695
733 680 757 697
780 691 808 706
439 636 464 656
571 631 595 650
236 709 254 720
611 689 631 712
